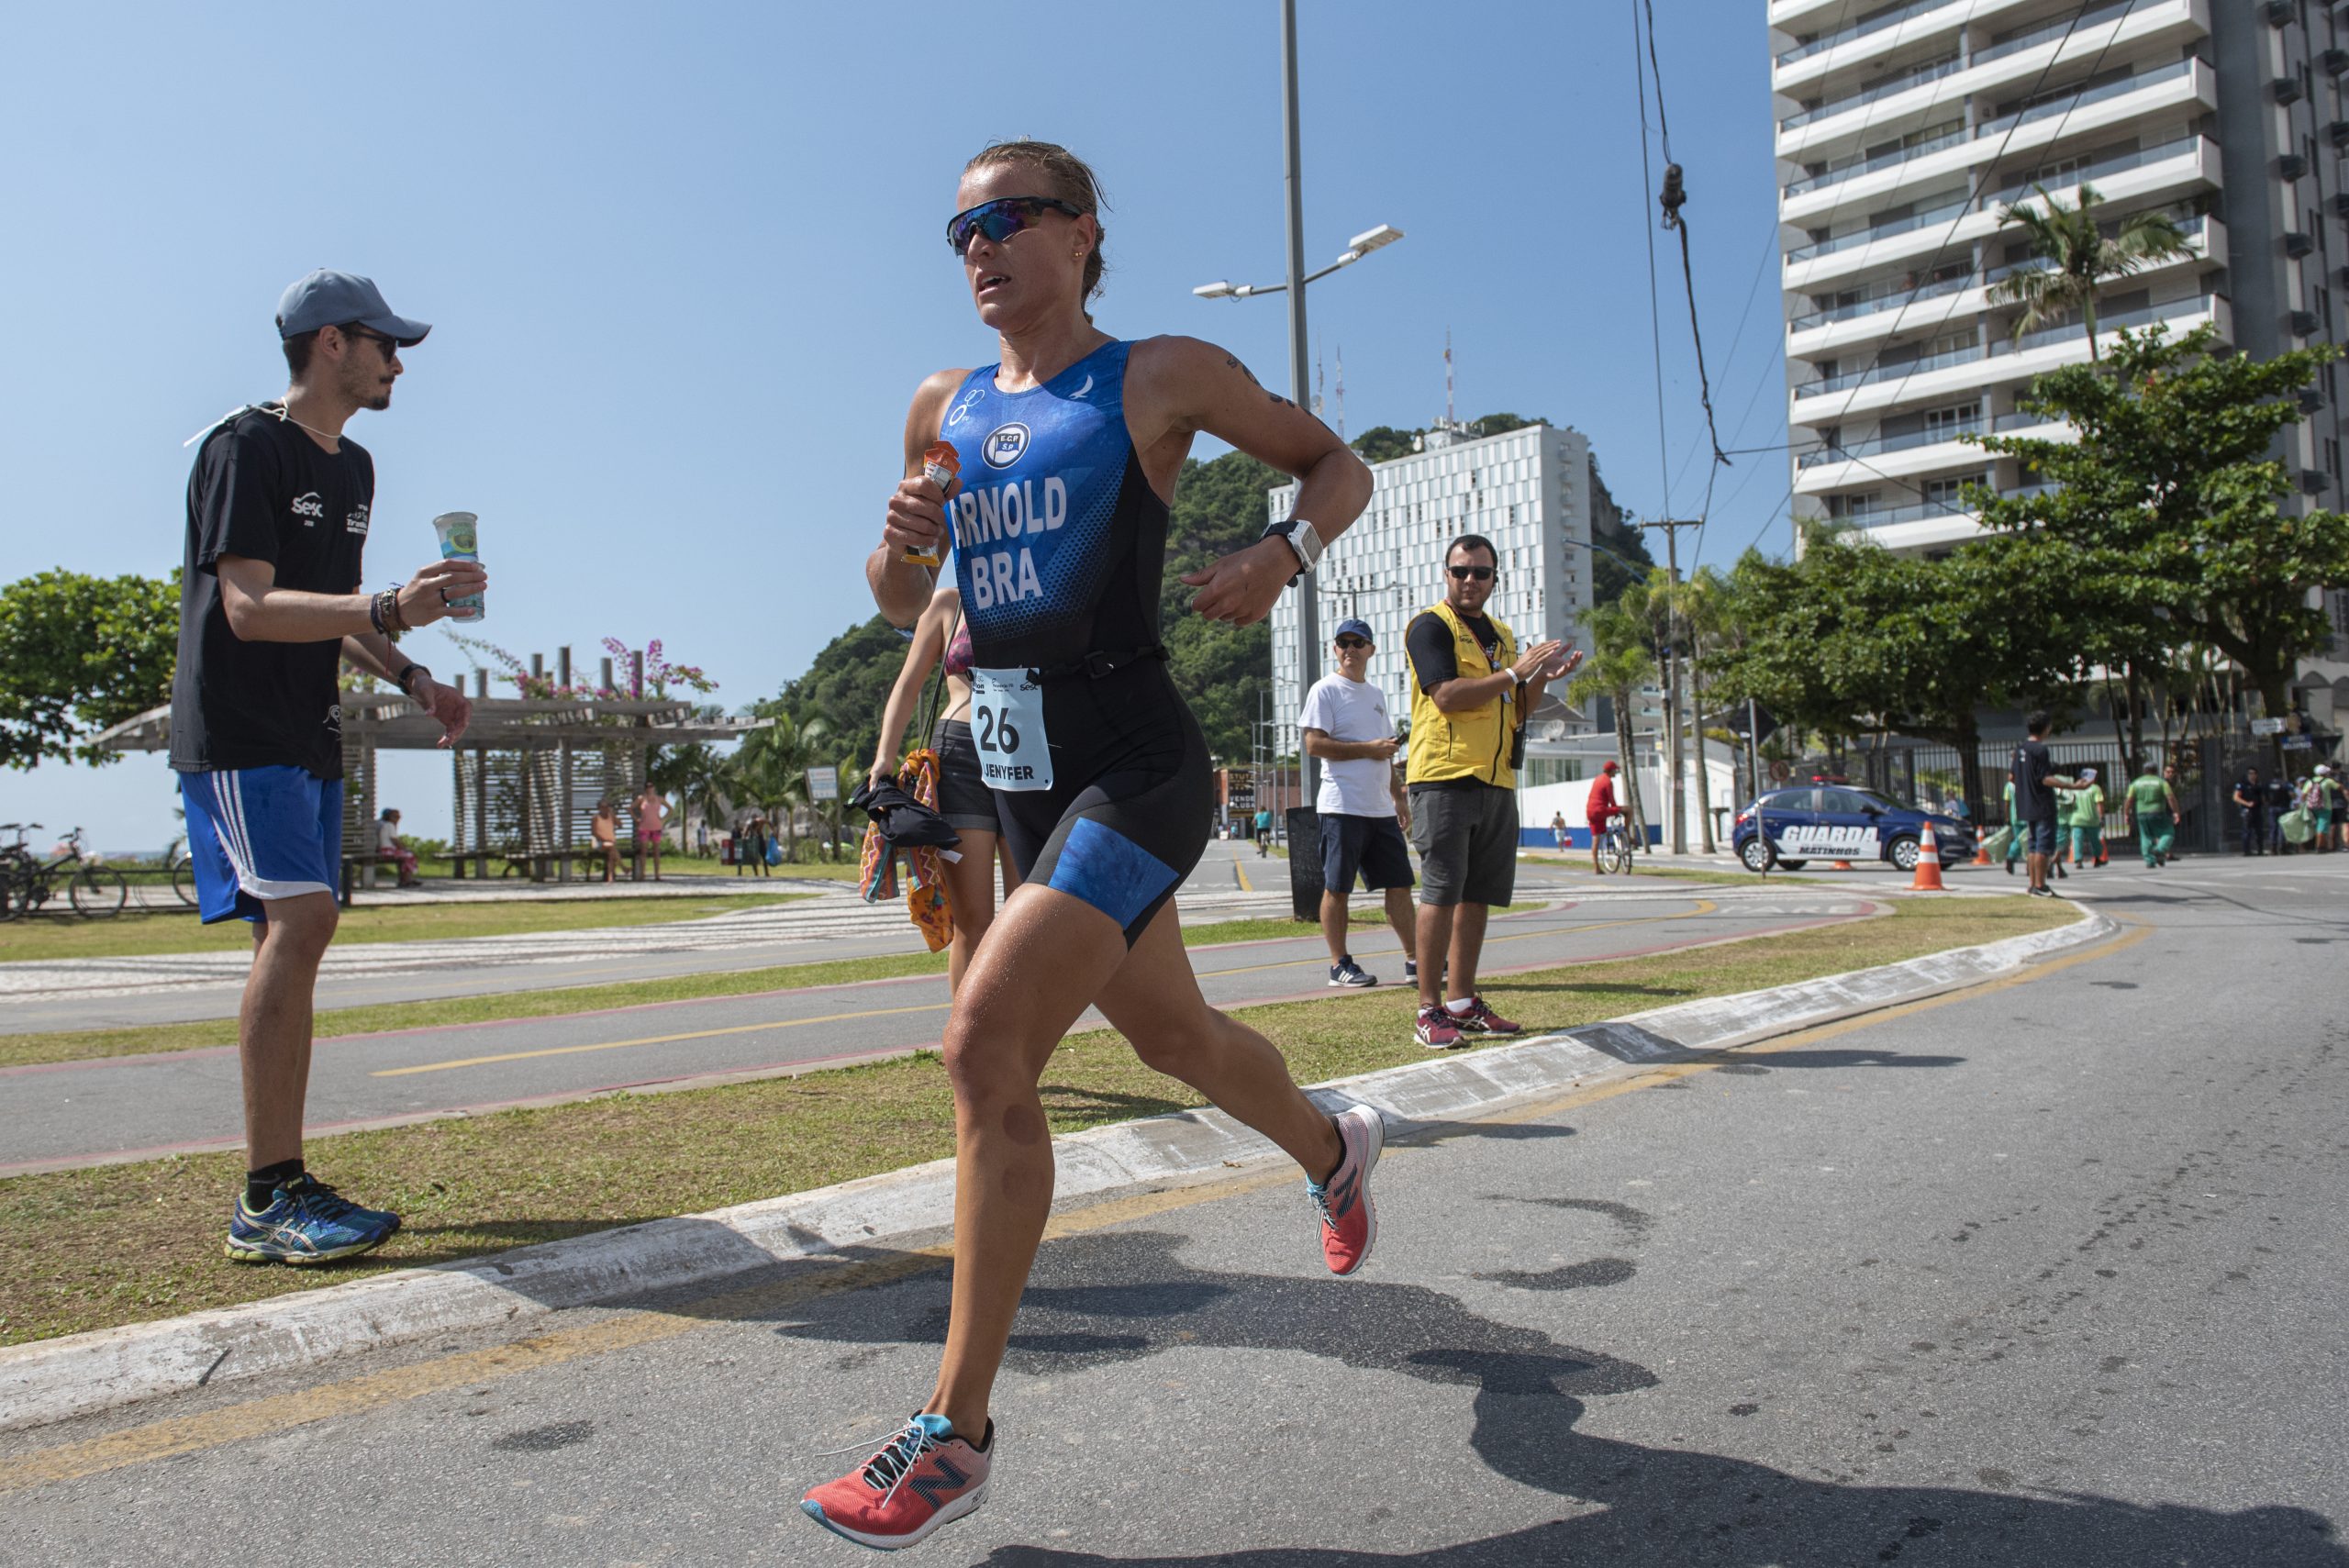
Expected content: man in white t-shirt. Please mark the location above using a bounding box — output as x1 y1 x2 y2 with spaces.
1299 618 1419 988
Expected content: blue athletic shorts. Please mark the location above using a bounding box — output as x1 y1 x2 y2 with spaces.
2023 816 2058 856
179 766 344 924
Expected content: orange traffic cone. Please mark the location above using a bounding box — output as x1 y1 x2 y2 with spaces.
1971 840 1992 866
1909 823 1947 891
1832 860 1855 871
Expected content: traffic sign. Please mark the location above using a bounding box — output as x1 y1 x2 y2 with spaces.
806 765 839 802
2252 717 2286 736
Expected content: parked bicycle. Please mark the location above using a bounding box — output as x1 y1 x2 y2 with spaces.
0 824 128 919
166 835 199 907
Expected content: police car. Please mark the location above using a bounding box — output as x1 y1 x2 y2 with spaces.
1731 784 1976 873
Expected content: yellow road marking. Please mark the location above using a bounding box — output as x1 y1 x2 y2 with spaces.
2 910 2127 1495
1234 858 1254 894
371 1001 955 1077
373 899 1723 1078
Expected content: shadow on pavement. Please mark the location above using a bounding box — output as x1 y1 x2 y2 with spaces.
778 1230 2341 1568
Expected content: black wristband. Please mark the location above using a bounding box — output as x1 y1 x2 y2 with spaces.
368 591 387 637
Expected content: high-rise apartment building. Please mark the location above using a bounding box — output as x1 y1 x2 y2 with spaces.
1771 0 2349 556
1264 423 1631 757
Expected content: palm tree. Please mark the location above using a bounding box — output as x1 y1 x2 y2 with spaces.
649 741 738 857
736 704 830 863
1985 181 2190 361
1567 601 1659 848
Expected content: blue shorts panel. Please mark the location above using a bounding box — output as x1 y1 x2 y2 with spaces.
1320 813 1414 895
180 767 343 924
1044 816 1180 935
2023 816 2058 857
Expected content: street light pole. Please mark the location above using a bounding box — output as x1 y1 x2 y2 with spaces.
1279 0 1320 803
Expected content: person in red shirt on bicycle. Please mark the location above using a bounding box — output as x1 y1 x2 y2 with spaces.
1586 762 1623 873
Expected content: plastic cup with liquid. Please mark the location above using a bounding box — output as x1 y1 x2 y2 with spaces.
432 512 485 622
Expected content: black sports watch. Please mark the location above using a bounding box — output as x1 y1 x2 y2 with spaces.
1260 517 1324 582
395 662 430 697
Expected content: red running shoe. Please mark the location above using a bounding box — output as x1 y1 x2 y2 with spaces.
1310 1104 1385 1275
801 1413 992 1551
1453 995 1522 1037
1415 1005 1464 1050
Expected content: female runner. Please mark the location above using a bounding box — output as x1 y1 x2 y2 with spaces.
800 139 1379 1551
867 584 1021 991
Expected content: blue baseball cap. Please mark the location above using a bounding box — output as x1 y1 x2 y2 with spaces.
1333 617 1375 643
275 270 431 345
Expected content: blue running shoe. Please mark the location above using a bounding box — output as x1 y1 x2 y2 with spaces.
226 1173 401 1265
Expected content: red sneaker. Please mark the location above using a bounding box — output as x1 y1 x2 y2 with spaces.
1453 995 1522 1037
801 1413 992 1550
1415 1005 1463 1050
1309 1104 1385 1275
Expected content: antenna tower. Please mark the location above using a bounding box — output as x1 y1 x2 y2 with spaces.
1444 329 1455 428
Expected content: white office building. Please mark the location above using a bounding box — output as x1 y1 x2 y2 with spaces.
1771 0 2349 717
1265 421 1631 759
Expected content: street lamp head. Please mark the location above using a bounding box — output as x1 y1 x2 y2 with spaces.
1349 223 1405 253
1192 281 1235 299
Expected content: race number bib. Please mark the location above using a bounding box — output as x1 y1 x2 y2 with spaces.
969 668 1052 792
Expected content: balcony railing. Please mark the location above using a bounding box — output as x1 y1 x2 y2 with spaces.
1984 133 2203 209
1776 0 1962 67
1987 292 2221 355
1795 295 2221 398
1787 123 1969 197
1798 418 1985 468
1787 194 1972 263
1789 268 1976 332
1787 135 2206 271
1975 0 2140 70
1976 58 2194 140
1824 494 1988 529
1782 51 1966 130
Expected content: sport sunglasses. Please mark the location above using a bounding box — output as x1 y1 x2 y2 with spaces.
948 195 1085 256
1447 564 1496 581
1334 636 1372 650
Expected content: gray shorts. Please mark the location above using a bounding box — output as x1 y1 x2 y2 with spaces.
1408 784 1517 906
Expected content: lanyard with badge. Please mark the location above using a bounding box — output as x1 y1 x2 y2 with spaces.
968 668 1052 791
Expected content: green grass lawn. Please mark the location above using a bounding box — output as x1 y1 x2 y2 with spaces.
0 890 813 964
0 895 2073 1346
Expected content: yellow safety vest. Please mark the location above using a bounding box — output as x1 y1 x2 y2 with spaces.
1407 600 1520 790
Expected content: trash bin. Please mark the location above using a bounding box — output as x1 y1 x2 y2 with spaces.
1285 806 1321 922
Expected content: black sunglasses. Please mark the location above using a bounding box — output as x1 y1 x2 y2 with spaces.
1334 636 1371 650
947 195 1085 256
1448 564 1496 581
341 326 401 356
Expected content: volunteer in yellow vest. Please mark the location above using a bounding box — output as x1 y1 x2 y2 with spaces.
1402 534 1580 1050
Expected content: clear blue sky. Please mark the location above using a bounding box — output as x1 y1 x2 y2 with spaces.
0 0 1784 849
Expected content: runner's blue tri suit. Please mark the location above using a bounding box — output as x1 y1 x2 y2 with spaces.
935 337 1211 944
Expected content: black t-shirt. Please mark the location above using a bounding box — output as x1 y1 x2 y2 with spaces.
168 406 373 778
1405 607 1524 792
2011 738 2055 822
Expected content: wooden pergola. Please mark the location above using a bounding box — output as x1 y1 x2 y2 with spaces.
94 676 760 890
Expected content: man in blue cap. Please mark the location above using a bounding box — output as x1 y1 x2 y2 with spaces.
169 271 487 1265
1298 617 1420 987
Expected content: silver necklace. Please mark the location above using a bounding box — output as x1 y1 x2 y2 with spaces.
270 403 341 450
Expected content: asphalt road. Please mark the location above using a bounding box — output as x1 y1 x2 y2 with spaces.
0 874 1876 1173
5 854 2343 1564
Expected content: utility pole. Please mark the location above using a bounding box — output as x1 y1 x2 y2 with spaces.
1640 517 1695 855
1280 0 1321 804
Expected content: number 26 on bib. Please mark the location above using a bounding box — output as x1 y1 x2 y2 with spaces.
969 668 1052 792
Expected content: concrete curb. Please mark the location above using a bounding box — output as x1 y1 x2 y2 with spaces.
0 906 2114 1436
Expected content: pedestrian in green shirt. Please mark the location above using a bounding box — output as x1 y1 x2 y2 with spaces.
2124 767 2177 868
2064 773 2107 869
2000 780 2029 875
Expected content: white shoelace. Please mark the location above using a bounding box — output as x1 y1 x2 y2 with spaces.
815 1418 941 1506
